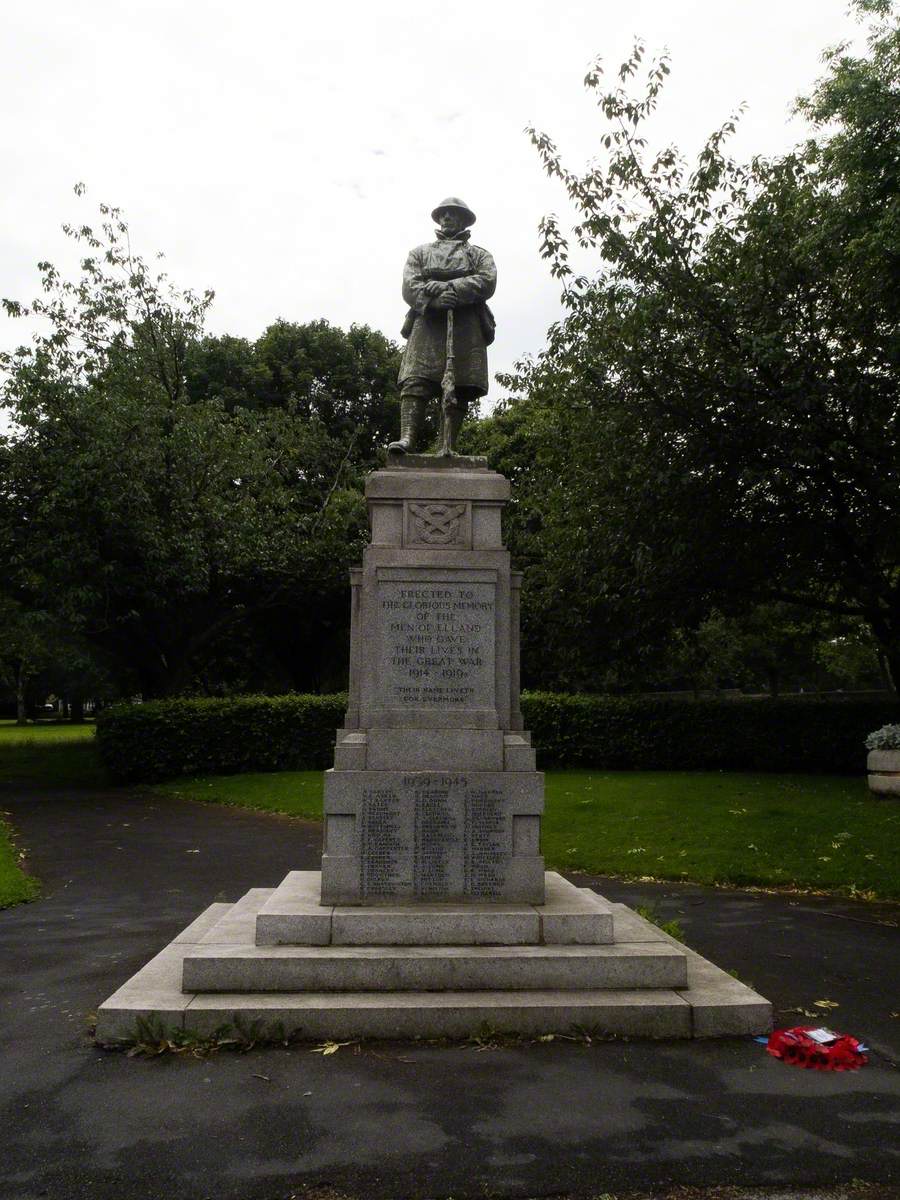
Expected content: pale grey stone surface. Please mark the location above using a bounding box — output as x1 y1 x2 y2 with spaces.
866 749 900 770
681 967 773 1037
332 732 368 771
385 453 489 471
367 468 509 502
321 770 544 905
331 904 539 946
96 903 231 1042
361 563 509 730
322 462 545 905
182 989 693 1040
540 875 615 945
365 728 505 771
503 734 537 771
867 750 900 795
256 873 332 946
610 903 773 1036
96 888 771 1043
609 902 672 942
196 889 274 943
171 901 234 944
324 769 544 812
869 775 900 795
181 940 687 994
254 871 613 947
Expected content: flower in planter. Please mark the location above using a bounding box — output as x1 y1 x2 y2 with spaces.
865 724 900 751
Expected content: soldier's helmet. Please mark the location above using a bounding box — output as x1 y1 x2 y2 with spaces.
431 197 476 227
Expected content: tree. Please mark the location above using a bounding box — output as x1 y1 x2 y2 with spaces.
1 192 384 697
654 604 861 697
186 319 402 464
0 598 52 723
497 0 900 693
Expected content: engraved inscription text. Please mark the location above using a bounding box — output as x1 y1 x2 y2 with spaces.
378 579 495 709
359 775 511 899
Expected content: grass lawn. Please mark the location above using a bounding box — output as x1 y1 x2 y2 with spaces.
157 771 324 821
155 768 900 902
0 720 109 788
541 771 898 901
0 719 97 742
0 816 39 908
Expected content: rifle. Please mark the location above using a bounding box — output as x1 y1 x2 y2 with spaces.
439 309 455 455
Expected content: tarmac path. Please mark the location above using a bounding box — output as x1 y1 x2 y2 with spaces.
1 785 898 1200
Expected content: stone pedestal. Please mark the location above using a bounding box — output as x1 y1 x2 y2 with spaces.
321 460 544 904
96 458 773 1045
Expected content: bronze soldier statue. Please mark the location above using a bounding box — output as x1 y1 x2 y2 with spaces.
389 198 496 456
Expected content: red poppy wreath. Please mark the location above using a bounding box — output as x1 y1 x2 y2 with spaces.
766 1026 868 1071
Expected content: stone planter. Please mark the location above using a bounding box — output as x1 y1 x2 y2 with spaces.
867 749 900 796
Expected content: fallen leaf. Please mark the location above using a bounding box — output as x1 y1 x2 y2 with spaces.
252 1073 270 1082
310 1040 357 1056
815 999 840 1010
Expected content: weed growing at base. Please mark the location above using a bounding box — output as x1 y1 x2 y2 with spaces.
635 905 685 943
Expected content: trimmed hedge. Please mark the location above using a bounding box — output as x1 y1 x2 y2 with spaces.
520 693 898 774
96 694 347 783
96 692 898 783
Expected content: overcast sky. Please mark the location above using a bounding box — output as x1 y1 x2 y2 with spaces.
1 0 865 431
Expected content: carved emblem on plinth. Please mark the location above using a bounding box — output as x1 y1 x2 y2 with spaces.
406 501 469 546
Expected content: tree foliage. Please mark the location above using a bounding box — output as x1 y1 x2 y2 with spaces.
1 193 400 697
484 0 900 693
186 318 401 461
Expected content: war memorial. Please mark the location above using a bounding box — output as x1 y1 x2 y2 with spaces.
96 200 771 1043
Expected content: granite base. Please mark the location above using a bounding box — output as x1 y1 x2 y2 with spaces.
95 873 772 1044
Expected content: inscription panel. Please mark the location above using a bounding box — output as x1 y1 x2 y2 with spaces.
358 775 512 900
377 579 495 710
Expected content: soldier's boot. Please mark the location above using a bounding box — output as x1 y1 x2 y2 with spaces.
438 403 466 456
388 397 426 454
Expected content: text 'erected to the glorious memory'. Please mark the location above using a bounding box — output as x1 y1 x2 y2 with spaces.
378 580 496 708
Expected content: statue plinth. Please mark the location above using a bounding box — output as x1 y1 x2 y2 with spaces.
320 461 545 905
385 451 489 471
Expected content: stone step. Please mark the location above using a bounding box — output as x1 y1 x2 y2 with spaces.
181 940 687 994
197 888 276 942
180 988 693 1040
254 870 615 946
95 899 772 1044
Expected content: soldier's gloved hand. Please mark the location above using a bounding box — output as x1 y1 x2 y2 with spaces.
422 281 444 298
430 291 457 309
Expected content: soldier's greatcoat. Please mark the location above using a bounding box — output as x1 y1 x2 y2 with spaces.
398 230 497 396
